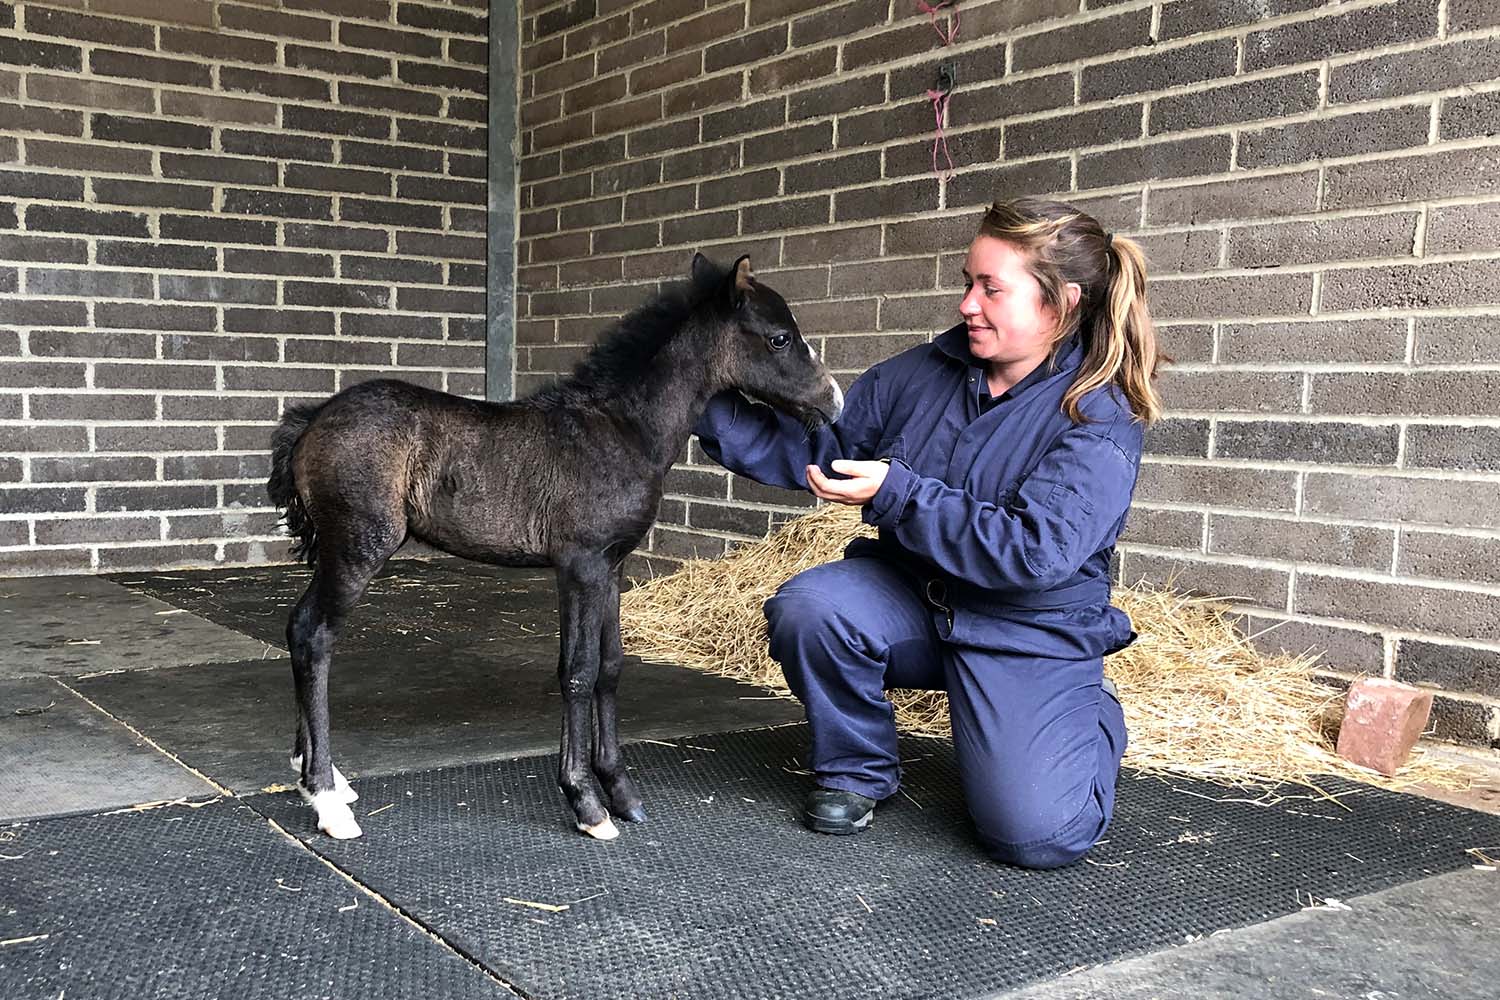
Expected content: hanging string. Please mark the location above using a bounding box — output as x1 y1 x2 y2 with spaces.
926 86 954 182
915 0 960 45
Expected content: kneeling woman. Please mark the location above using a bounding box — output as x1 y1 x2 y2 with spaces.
693 197 1163 868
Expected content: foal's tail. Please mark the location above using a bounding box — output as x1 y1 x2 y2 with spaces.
267 401 327 566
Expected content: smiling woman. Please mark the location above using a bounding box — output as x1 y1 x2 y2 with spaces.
693 197 1164 869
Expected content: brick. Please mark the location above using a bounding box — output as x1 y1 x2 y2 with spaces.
342 197 442 228
1013 8 1151 72
220 2 331 40
1158 371 1302 414
223 188 334 221
1321 259 1500 313
0 102 83 137
625 183 697 221
0 485 87 514
394 286 483 313
1325 147 1500 210
786 149 876 193
1427 202 1500 256
1081 38 1237 102
1335 678 1433 776
161 152 276 187
782 225 881 266
1405 425 1500 473
395 119 484 150
94 0 216 24
1152 71 1320 135
1219 319 1407 365
705 98 787 144
161 213 277 246
1227 212 1417 269
284 105 390 139
340 21 442 57
97 240 216 271
947 158 1071 211
90 48 207 85
287 43 391 80
1147 170 1319 226
1400 529 1500 587
1137 461 1297 512
161 334 277 363
1078 135 1229 191
706 24 786 72
0 233 86 264
1129 230 1220 276
0 298 88 326
24 73 152 112
666 3 745 49
1154 324 1213 364
1397 640 1500 699
663 74 741 117
94 358 215 391
1249 104 1431 171
662 209 736 244
1312 371 1500 418
1159 0 1321 40
1208 512 1394 571
32 455 156 484
24 139 151 174
749 46 835 95
96 302 219 329
343 254 440 283
1218 422 1392 470
698 168 778 209
398 1 485 34
1010 105 1142 158
690 500 770 537
32 329 153 362
538 0 597 37
1330 35 1500 105
878 292 959 333
788 78 886 123
1122 551 1291 608
92 113 212 149
1303 473 1500 530
834 182 939 223
339 81 442 117
396 60 485 94
1152 273 1314 320
1142 418 1209 457
663 141 740 182
790 0 886 46
0 424 88 452
1440 91 1500 142
819 331 924 370
33 516 158 546
95 484 217 513
225 306 337 336
343 139 442 172
221 365 336 392
1245 0 1439 73
220 130 335 163
161 27 276 64
283 280 393 309
1119 505 1203 548
0 36 82 71
27 267 153 299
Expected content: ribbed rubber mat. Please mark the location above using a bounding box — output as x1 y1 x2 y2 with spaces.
0 800 511 1000
250 724 1500 1000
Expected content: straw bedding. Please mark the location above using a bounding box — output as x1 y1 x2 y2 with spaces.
621 504 1469 795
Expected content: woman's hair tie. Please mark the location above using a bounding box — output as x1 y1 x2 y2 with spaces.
1104 232 1114 249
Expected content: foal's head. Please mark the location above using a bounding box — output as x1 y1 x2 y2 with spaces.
692 253 843 426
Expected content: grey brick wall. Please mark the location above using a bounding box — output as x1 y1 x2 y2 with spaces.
514 0 1500 746
0 0 488 573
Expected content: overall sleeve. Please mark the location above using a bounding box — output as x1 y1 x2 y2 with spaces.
693 367 886 491
863 416 1142 593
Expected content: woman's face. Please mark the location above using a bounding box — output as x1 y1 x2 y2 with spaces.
959 236 1067 370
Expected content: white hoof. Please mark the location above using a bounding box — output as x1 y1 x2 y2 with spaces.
300 785 364 840
290 756 358 804
578 816 620 841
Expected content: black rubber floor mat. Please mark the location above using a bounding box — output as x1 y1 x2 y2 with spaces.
0 677 216 822
0 800 512 1000
110 559 558 652
249 725 1500 1000
0 574 270 678
73 641 801 793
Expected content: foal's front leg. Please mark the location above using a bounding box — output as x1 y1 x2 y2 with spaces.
592 570 646 823
556 556 616 840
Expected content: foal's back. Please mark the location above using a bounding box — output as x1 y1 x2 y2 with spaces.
292 378 658 567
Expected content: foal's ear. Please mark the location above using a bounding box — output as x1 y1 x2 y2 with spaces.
732 255 755 293
690 251 716 287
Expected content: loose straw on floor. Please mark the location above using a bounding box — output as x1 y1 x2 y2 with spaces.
621 505 1471 796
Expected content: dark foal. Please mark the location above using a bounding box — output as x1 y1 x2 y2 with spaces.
266 254 842 839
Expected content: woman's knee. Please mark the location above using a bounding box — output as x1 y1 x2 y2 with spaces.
970 786 1111 870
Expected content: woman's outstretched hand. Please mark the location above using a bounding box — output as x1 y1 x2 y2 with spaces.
806 460 889 505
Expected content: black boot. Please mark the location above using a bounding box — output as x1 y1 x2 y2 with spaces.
803 788 876 835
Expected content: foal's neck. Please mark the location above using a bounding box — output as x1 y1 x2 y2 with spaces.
603 320 719 471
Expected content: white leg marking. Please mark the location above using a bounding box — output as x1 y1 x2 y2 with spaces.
300 784 363 839
578 816 620 841
291 755 358 803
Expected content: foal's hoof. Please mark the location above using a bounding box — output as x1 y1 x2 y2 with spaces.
577 816 620 841
300 785 364 840
291 756 359 804
615 803 648 824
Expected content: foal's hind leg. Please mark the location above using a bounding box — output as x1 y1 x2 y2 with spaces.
592 569 646 823
289 538 398 839
555 553 616 840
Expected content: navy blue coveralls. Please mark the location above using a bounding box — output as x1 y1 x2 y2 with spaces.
693 322 1143 868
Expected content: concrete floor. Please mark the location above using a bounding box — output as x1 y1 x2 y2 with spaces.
2 560 1496 1000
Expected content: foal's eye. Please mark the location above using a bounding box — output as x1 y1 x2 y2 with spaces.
768 333 791 351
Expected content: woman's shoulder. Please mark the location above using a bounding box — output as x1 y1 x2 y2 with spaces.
1073 382 1145 458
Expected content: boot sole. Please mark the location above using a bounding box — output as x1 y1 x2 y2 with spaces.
804 810 874 835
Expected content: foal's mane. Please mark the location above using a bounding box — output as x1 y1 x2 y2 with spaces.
529 267 717 405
